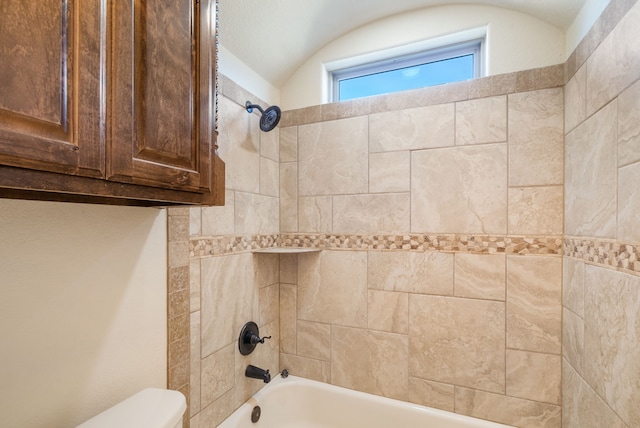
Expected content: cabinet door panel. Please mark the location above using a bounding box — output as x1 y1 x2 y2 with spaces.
110 0 213 193
0 0 105 177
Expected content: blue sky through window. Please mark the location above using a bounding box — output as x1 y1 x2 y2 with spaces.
338 54 475 101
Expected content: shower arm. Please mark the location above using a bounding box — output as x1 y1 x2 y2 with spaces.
245 102 265 114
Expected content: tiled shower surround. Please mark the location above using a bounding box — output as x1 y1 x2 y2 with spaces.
561 0 640 427
274 86 566 427
167 1 640 426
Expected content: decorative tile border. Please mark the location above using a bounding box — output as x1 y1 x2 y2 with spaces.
280 233 562 254
189 233 563 257
190 234 279 257
564 237 640 276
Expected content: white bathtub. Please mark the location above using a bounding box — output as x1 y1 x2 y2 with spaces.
218 373 512 428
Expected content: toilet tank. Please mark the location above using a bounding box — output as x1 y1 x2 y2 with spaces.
76 388 186 428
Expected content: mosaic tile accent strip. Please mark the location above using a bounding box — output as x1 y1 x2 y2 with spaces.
280 234 562 254
564 236 640 276
190 234 279 257
189 233 563 257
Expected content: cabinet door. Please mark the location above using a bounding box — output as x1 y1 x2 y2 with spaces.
0 0 105 177
109 0 215 193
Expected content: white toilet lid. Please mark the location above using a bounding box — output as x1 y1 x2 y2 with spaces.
77 388 186 428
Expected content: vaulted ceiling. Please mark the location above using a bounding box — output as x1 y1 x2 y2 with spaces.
219 0 588 88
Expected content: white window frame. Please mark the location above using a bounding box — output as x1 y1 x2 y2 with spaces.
326 29 486 103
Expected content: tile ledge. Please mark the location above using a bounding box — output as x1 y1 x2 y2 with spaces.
251 247 322 254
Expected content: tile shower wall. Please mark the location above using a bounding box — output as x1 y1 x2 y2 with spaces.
167 75 282 428
562 1 640 427
278 75 565 426
166 2 640 427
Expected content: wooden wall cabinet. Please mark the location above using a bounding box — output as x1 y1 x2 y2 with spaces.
0 0 224 206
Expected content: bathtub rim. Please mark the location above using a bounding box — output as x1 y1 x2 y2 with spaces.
218 372 514 427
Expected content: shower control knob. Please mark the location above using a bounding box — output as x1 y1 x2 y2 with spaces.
250 334 271 345
239 321 270 355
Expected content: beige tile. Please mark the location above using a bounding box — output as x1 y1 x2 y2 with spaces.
168 206 189 217
279 253 297 284
411 144 507 234
280 353 330 383
259 283 279 326
408 377 454 412
333 193 410 234
168 336 189 369
168 241 189 268
332 326 408 400
508 186 563 235
259 157 279 197
369 104 454 152
279 126 298 163
618 162 640 242
565 101 617 238
563 257 585 317
260 126 279 162
409 295 505 393
368 290 408 334
217 96 260 193
279 162 298 233
201 190 235 236
508 88 564 186
169 265 189 293
201 253 260 357
368 251 454 295
168 361 189 397
168 287 189 321
563 307 584 375
190 259 201 312
506 256 562 354
455 96 507 146
234 192 279 235
201 344 235 408
189 207 201 237
583 265 640 426
254 253 279 288
279 283 297 354
564 65 587 133
491 72 516 95
454 253 505 301
298 251 367 328
563 359 626 428
455 387 561 428
586 3 640 116
191 389 236 428
168 215 189 244
506 350 561 405
190 311 201 416
369 151 410 193
468 76 492 99
299 116 368 196
298 196 332 233
297 320 331 361
618 79 640 166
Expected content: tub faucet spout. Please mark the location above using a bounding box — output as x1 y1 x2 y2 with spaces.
245 365 271 383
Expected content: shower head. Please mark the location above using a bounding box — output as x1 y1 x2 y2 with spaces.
246 101 281 132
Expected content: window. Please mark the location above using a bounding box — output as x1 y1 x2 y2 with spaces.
331 39 483 102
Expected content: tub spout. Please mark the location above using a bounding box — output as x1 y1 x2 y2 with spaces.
245 365 271 383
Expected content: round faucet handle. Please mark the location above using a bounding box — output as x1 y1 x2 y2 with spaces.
239 321 271 355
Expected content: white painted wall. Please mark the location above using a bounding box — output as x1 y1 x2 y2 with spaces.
565 0 611 54
219 45 281 106
281 4 565 109
0 199 167 428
